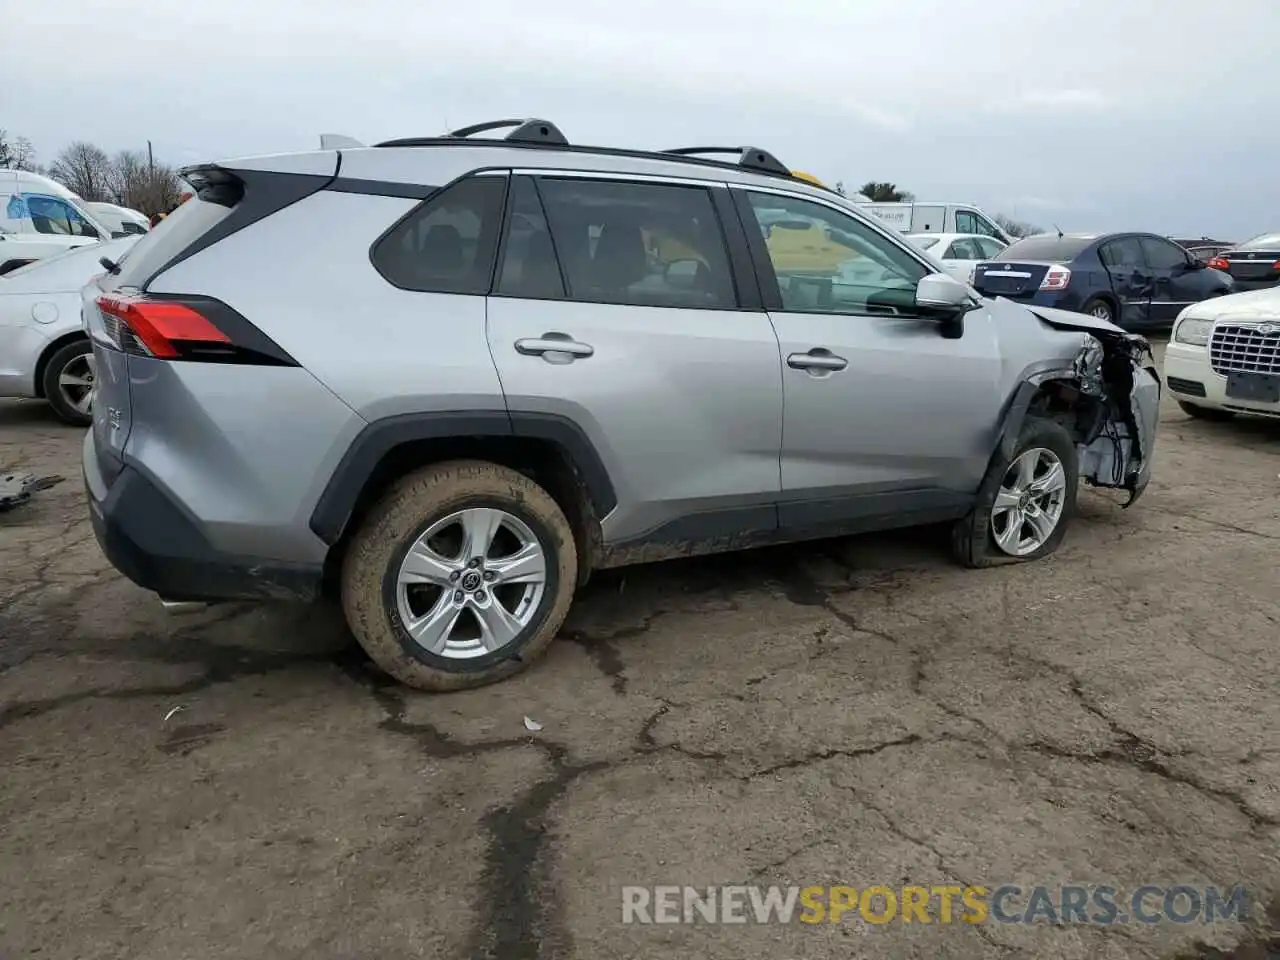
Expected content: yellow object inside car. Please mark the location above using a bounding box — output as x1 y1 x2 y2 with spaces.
765 221 862 275
789 171 827 188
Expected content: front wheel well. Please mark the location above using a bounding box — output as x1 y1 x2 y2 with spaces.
1025 378 1107 444
33 332 91 399
321 435 600 597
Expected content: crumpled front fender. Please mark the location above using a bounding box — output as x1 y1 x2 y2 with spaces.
1028 308 1162 506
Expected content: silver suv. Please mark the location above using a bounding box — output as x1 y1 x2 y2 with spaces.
82 119 1161 692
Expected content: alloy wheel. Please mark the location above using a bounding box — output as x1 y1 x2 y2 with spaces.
395 507 547 659
991 447 1068 556
58 352 96 415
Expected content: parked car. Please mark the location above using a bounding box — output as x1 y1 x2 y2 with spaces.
1204 232 1280 292
972 231 1234 329
0 170 113 275
0 236 139 424
85 202 150 238
1164 285 1280 421
82 119 1160 692
906 232 1007 283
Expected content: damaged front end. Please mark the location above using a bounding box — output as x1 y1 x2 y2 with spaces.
1030 309 1162 507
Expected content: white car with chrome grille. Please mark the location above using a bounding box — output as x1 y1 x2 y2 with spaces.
1164 287 1280 420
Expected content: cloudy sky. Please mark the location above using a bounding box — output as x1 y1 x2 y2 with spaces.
6 0 1279 238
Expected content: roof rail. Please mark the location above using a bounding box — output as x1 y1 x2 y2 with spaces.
447 118 569 146
376 118 569 149
661 146 792 178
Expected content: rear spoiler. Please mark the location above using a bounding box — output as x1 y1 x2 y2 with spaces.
319 134 364 149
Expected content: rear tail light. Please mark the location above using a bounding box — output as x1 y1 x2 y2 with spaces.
95 293 296 366
1272 260 1280 270
1207 256 1230 270
1039 264 1071 291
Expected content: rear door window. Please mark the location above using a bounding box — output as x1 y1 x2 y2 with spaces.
947 238 981 260
372 175 508 294
1099 237 1144 270
975 237 1006 259
534 177 737 309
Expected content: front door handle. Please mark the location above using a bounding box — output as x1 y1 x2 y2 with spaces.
787 349 848 372
514 334 594 359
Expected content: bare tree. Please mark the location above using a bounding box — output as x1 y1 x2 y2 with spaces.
993 213 1044 239
0 132 38 171
104 149 182 215
49 142 114 201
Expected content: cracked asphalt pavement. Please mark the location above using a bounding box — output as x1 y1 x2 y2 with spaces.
2 341 1279 959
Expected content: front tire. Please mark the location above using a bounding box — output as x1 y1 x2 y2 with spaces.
952 417 1079 567
41 340 96 427
341 459 577 692
1176 399 1234 421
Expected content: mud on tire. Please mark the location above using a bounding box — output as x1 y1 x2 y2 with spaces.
341 459 578 692
952 416 1079 568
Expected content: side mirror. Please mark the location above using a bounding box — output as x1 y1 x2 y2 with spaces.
916 272 972 311
110 230 129 239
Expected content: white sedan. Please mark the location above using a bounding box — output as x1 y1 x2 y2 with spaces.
1165 286 1280 421
906 232 1008 283
0 235 139 425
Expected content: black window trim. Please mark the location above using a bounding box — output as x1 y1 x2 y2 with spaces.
492 169 754 312
730 183 939 318
367 166 511 295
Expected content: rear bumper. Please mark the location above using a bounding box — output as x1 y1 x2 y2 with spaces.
85 434 323 603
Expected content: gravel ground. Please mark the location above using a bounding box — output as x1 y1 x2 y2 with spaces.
1 341 1278 960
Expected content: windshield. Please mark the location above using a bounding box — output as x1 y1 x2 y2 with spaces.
995 236 1092 261
1236 232 1280 251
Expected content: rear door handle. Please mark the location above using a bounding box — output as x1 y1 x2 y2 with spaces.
787 349 848 372
514 334 594 359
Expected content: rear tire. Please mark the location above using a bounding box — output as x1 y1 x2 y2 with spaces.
341 459 577 692
1176 399 1234 421
1080 297 1115 324
952 417 1079 568
41 340 95 427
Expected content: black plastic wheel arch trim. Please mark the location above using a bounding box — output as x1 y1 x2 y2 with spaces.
308 410 618 545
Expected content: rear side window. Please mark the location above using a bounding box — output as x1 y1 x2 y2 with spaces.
111 196 234 289
534 178 736 309
372 177 507 294
975 237 1006 258
995 236 1091 261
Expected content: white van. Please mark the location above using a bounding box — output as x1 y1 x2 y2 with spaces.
85 201 150 237
0 170 112 275
859 201 1012 245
